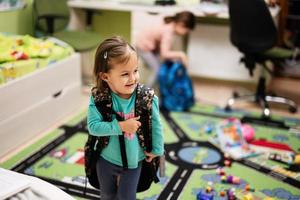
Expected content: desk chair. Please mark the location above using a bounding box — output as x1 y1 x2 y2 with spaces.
33 0 100 52
225 0 298 118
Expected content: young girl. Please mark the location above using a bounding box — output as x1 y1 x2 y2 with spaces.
87 36 164 200
136 11 196 86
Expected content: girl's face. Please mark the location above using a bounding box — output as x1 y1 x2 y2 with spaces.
174 22 190 36
101 52 140 99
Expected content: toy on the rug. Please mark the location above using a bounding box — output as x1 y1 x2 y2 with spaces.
196 182 215 200
195 180 266 200
219 190 226 197
268 152 294 165
223 153 232 167
241 124 255 142
288 154 300 173
197 190 214 200
226 188 236 200
216 167 226 175
226 175 241 184
217 118 258 159
224 159 232 167
267 152 300 177
250 138 299 172
293 154 300 165
245 184 255 192
204 122 214 134
216 167 240 185
220 175 240 184
249 139 294 157
242 193 253 200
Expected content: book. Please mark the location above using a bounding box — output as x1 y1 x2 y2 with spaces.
216 118 259 160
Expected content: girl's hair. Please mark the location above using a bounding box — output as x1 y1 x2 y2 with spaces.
164 11 196 30
93 36 137 91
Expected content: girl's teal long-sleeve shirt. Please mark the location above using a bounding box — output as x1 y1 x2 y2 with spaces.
87 91 164 169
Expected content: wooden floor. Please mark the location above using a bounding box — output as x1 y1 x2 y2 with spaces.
82 77 300 119
192 77 300 119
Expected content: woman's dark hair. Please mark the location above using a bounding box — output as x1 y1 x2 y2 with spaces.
93 36 137 91
164 11 196 30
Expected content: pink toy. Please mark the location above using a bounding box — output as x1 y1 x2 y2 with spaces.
241 124 255 142
227 175 240 184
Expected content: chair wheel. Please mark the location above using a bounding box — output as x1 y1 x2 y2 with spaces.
289 106 297 113
233 91 239 98
225 105 232 112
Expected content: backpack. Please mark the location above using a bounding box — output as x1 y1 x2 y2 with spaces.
84 83 160 193
158 60 195 111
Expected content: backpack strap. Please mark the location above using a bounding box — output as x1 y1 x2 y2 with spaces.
135 84 160 187
114 112 128 169
92 86 112 121
91 86 112 151
92 86 130 169
135 83 155 152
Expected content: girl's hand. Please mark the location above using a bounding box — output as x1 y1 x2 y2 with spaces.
144 151 157 162
119 116 141 135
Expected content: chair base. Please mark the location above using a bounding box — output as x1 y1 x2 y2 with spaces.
225 92 298 118
225 73 298 118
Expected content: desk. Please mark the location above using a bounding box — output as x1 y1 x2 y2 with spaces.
68 0 280 81
68 0 230 31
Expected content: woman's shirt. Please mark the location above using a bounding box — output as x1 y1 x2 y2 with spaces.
87 91 164 169
136 22 173 52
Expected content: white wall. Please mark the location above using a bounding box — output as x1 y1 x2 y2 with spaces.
187 23 257 81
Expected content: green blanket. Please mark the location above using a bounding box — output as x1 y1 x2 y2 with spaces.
0 33 74 85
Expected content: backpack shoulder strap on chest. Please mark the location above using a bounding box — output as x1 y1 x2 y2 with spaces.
135 84 155 152
91 84 155 151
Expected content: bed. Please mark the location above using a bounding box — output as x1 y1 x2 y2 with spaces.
0 33 82 158
0 167 75 199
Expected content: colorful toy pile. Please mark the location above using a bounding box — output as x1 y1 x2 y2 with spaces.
196 165 277 200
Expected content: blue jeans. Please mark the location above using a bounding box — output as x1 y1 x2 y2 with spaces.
96 156 141 200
